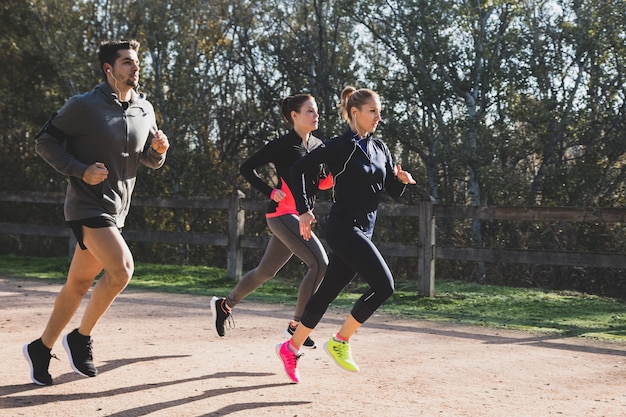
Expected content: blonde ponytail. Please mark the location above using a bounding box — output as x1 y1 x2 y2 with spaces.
337 86 378 123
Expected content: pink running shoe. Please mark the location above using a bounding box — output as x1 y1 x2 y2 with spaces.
275 341 302 383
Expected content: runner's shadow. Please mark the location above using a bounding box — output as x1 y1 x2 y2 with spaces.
97 354 192 373
105 383 306 417
0 371 276 410
201 401 312 417
1 354 189 397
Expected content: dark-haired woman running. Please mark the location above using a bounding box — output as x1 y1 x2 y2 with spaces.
211 94 332 349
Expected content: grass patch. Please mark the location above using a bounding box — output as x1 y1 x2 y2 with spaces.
2 254 625 342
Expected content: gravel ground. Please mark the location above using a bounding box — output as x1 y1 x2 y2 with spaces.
1 277 625 417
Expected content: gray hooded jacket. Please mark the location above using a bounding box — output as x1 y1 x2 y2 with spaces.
35 82 166 227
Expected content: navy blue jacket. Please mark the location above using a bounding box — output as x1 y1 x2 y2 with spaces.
291 128 406 236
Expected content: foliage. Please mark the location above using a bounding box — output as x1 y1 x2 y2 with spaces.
1 0 625 295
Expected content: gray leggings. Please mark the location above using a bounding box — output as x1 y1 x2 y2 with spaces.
226 214 328 321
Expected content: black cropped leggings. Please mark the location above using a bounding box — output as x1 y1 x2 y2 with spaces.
300 222 395 329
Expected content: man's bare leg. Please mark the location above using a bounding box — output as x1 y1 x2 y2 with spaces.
40 244 103 349
77 226 134 336
58 226 134 377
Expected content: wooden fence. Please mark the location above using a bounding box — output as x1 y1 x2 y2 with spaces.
2 191 626 297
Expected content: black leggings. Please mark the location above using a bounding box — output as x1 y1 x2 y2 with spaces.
300 221 395 329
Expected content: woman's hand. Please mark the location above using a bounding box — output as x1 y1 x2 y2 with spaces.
298 210 316 241
271 189 286 202
395 164 416 185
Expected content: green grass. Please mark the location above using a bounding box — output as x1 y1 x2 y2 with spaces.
2 254 625 342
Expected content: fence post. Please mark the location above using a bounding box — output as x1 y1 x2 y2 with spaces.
418 201 435 297
227 189 246 281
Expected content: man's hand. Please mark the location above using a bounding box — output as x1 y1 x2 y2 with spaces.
82 162 108 185
151 130 169 154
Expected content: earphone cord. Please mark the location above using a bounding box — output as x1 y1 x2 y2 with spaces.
113 77 121 99
108 69 123 100
331 142 358 202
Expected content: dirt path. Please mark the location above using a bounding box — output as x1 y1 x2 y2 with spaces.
0 277 625 417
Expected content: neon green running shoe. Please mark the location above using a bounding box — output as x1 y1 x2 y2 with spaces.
323 336 360 372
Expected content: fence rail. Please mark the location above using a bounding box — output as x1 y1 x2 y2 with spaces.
2 191 626 297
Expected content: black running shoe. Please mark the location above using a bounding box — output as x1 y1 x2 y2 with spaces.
210 296 233 337
23 338 56 386
62 329 97 377
285 324 317 349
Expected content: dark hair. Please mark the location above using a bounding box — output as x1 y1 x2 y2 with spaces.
338 86 379 122
281 94 314 125
97 40 140 78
